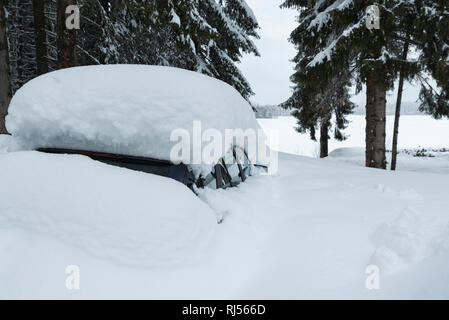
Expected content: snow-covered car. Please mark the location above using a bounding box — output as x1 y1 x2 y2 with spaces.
6 65 268 191
36 145 261 191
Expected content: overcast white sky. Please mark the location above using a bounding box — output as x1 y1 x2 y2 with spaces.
239 0 297 106
239 0 421 107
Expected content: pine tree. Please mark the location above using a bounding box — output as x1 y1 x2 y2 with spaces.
282 0 425 168
44 0 59 72
281 0 354 158
112 0 177 65
33 0 48 75
389 0 421 170
3 0 260 102
417 0 449 119
57 0 77 69
282 65 354 158
196 0 260 100
0 0 11 134
75 0 122 65
391 40 409 171
111 0 261 100
6 0 37 92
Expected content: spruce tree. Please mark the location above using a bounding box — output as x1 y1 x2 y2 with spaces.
281 0 354 158
3 1 260 101
32 0 48 75
57 0 77 69
6 0 37 92
76 0 122 65
0 0 11 134
390 0 419 170
282 63 354 158
417 0 449 119
282 0 426 168
78 0 260 100
196 0 260 100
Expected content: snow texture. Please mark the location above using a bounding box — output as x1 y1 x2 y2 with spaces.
1 115 449 299
259 115 449 161
0 134 22 154
6 65 262 177
1 148 449 299
0 151 217 268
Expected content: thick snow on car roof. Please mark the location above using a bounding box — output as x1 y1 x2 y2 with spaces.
6 65 263 176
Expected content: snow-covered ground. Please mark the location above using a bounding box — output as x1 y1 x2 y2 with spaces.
259 115 449 175
0 114 448 299
259 115 449 158
328 147 449 175
0 132 448 299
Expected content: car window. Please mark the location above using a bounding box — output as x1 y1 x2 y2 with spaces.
234 147 250 181
222 149 243 186
226 161 241 185
202 171 217 189
37 148 174 177
235 147 249 166
200 148 252 190
242 166 251 178
98 158 171 176
213 162 230 189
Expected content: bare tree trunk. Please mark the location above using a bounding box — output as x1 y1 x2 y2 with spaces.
320 119 329 158
33 0 48 75
391 41 409 171
57 0 77 69
365 73 387 169
0 0 11 134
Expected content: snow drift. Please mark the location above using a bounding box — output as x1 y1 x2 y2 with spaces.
0 151 217 267
6 65 263 176
1 147 449 298
0 134 22 154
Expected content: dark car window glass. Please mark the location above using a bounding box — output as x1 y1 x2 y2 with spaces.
87 158 171 176
37 148 173 178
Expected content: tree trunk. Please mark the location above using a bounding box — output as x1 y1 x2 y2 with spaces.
33 0 48 75
99 0 109 12
57 0 77 69
0 0 11 134
320 119 329 158
16 3 24 88
391 41 409 171
365 73 387 169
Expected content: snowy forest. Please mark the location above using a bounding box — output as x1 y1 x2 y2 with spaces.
1 0 448 171
281 0 449 167
0 0 259 130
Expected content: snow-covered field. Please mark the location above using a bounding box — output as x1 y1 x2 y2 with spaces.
1 114 448 299
259 115 449 157
260 115 449 174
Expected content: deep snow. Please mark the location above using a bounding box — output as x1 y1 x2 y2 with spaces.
0 151 217 269
6 65 263 177
0 114 448 299
1 147 449 298
328 147 449 175
259 115 449 159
